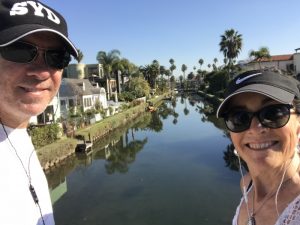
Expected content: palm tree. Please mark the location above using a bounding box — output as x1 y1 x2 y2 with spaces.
169 58 175 65
198 58 204 70
169 58 176 77
76 49 84 63
181 64 187 90
96 49 121 99
219 29 243 71
140 61 160 90
249 47 271 69
213 58 218 65
179 75 183 88
169 59 176 90
181 64 187 80
151 60 160 89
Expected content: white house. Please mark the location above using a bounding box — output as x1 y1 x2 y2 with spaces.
30 94 61 124
59 78 108 118
243 54 294 73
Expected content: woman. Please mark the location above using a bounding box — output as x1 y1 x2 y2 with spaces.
217 70 300 225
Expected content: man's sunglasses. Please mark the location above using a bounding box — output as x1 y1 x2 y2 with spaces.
223 104 294 133
0 41 71 69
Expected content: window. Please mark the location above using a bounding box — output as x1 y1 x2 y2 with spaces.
69 99 74 107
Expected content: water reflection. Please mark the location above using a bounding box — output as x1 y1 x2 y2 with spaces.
47 103 179 199
104 138 148 174
192 94 248 173
48 95 244 225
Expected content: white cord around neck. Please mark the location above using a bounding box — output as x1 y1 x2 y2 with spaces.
0 120 46 225
235 148 300 224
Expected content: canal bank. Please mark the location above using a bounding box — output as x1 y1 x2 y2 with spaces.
37 94 168 171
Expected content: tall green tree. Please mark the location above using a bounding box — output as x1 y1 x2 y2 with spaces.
181 64 187 80
96 49 121 98
169 59 176 89
169 58 176 77
249 47 271 69
198 58 204 70
219 29 243 70
181 64 187 90
140 61 160 89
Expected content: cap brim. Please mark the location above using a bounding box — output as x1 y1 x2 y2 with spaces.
216 84 295 118
0 24 78 58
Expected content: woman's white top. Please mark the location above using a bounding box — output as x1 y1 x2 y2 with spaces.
232 185 300 225
0 125 55 225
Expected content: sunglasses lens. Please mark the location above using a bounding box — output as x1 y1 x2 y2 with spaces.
224 104 292 133
259 105 290 128
0 42 36 63
225 111 252 132
45 50 71 69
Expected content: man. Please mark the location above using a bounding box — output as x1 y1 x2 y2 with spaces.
0 0 78 224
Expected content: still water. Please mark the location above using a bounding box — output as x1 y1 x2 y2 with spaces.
47 95 242 225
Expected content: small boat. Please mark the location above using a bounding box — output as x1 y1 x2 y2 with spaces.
75 141 93 153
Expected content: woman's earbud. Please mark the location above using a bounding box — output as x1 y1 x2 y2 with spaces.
233 149 239 156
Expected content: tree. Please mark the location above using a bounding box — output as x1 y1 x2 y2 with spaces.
76 49 84 63
179 75 183 88
213 58 218 65
159 65 166 79
151 60 160 89
219 29 243 71
96 49 121 98
169 58 176 79
169 59 176 89
198 58 204 70
181 64 187 90
181 64 187 80
127 77 150 98
139 61 160 89
249 47 271 69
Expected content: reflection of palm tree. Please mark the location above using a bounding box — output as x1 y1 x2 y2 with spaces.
105 138 148 174
172 118 178 125
183 97 189 116
146 111 163 132
180 94 184 104
183 107 189 115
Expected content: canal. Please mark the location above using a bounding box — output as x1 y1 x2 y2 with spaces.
47 94 242 225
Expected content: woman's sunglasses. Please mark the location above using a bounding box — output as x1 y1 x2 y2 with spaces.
0 41 71 69
223 104 294 133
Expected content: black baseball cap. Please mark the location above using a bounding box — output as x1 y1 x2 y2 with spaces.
0 0 78 58
216 70 300 118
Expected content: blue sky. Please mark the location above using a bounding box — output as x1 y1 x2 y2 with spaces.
43 0 300 76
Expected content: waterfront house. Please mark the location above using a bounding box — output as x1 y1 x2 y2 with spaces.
59 78 108 118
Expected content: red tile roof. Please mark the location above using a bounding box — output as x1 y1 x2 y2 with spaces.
255 54 293 62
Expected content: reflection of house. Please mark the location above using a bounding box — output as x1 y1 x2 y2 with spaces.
59 78 108 118
50 179 67 205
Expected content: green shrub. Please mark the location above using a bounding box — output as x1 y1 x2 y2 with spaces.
29 123 61 149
